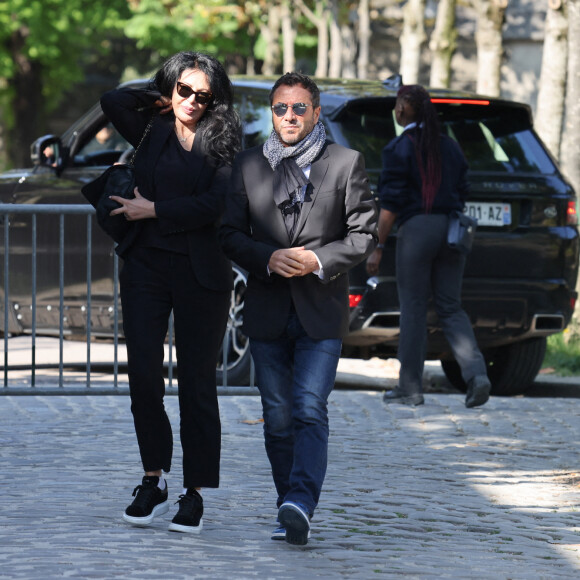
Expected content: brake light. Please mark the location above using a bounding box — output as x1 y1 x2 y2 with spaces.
431 98 490 105
349 294 363 308
571 296 577 312
567 201 578 225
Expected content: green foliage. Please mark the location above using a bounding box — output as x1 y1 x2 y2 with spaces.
543 331 580 376
123 1 318 70
124 0 254 59
0 0 131 121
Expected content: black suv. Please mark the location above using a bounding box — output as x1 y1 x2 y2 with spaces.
1 76 578 394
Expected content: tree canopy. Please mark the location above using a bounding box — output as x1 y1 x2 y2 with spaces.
0 0 131 116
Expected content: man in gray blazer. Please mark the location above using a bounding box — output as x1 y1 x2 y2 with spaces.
220 73 377 545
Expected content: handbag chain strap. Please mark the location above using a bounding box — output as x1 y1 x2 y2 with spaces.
127 114 155 167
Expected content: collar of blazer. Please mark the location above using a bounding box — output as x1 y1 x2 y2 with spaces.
144 114 207 195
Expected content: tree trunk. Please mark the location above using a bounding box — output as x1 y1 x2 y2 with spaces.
561 0 580 195
341 22 357 79
247 19 258 75
295 0 329 77
535 0 568 161
260 4 282 75
0 98 6 171
246 55 256 75
429 0 457 88
563 0 580 331
8 28 44 169
400 0 427 85
474 0 507 97
281 1 296 73
357 0 371 79
328 0 342 78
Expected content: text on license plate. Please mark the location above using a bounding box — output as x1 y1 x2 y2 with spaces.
464 202 512 226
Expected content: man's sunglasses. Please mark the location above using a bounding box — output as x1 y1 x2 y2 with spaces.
271 102 311 117
176 82 213 105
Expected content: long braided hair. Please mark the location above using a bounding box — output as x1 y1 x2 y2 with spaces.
397 85 441 213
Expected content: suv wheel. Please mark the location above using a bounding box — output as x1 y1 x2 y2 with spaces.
216 265 251 386
440 337 547 397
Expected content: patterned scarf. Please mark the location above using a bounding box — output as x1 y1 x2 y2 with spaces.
263 122 327 238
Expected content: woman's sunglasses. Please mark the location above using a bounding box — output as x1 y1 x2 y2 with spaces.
176 81 213 105
271 103 311 117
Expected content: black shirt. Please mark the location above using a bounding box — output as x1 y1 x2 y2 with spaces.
135 134 196 254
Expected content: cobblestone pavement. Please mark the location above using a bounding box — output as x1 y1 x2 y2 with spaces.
1 390 580 579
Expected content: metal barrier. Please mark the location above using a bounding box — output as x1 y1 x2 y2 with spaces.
0 204 255 394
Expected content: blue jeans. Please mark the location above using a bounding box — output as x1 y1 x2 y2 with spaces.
250 310 342 517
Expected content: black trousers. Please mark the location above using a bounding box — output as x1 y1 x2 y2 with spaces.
396 213 487 394
120 246 230 488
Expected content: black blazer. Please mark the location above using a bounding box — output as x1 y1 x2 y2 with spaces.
101 88 232 293
220 142 377 340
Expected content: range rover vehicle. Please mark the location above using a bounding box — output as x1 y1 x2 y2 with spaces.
1 76 578 394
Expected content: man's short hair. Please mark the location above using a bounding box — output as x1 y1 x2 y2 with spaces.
269 72 320 108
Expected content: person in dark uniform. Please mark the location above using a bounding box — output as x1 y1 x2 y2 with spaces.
101 51 241 533
366 84 491 408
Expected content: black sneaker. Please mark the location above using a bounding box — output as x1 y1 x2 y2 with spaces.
466 374 491 408
123 476 169 526
278 501 311 545
168 489 203 534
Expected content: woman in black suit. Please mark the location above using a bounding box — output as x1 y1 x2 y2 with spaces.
101 51 241 533
366 84 491 409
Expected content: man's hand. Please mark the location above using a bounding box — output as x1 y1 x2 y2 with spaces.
366 247 382 276
268 247 320 278
109 187 156 221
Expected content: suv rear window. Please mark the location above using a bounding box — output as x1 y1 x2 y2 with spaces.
328 100 557 177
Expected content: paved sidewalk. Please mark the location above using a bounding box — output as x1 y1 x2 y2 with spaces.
1 390 580 579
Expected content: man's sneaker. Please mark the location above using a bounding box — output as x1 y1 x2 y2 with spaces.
278 501 311 546
271 518 311 541
123 476 169 526
168 489 203 534
271 521 286 541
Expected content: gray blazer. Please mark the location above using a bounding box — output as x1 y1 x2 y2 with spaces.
220 141 377 340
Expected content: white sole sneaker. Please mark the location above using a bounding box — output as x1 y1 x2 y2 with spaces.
168 518 203 534
122 499 169 526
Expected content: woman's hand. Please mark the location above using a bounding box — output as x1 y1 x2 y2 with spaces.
366 209 397 276
109 187 156 221
154 96 173 115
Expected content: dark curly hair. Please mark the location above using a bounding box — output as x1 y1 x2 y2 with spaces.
397 84 441 213
269 72 320 108
151 51 241 164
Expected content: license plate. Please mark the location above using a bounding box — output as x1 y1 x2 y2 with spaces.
464 202 512 226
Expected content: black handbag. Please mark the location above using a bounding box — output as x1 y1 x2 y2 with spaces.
81 117 153 243
447 210 478 254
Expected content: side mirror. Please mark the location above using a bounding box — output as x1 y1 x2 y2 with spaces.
31 135 63 170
